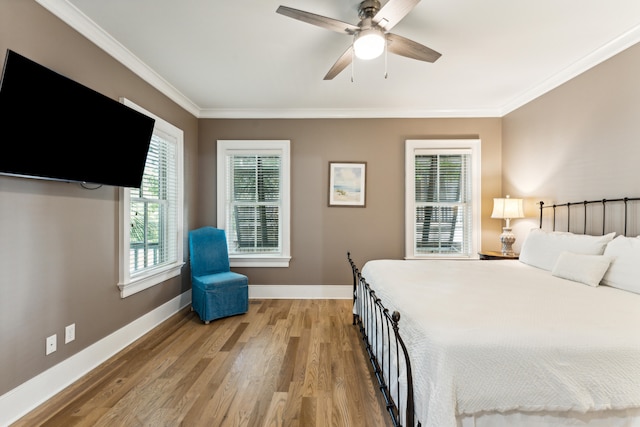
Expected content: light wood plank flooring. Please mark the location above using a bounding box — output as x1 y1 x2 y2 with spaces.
12 299 393 427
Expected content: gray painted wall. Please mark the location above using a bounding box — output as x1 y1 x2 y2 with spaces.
503 41 640 250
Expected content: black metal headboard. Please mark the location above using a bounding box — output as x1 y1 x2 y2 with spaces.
539 197 640 236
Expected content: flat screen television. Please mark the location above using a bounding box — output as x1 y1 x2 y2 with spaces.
0 49 155 188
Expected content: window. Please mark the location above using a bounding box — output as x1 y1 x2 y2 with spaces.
118 99 184 298
217 140 291 267
405 139 481 259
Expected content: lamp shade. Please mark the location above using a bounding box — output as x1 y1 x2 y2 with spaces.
491 196 524 220
353 28 385 60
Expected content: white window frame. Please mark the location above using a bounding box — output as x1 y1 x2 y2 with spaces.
117 99 184 298
217 140 291 268
405 139 481 260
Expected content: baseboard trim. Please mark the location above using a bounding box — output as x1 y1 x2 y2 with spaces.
249 284 352 299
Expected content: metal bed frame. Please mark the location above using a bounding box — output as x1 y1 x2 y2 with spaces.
349 252 416 427
539 197 640 236
350 196 640 427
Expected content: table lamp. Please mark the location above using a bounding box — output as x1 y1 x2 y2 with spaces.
491 195 524 255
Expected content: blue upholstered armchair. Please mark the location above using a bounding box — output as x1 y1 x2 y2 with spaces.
188 226 249 324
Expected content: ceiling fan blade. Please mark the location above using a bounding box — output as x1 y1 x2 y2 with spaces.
386 33 441 62
276 6 359 34
372 0 421 31
324 46 354 80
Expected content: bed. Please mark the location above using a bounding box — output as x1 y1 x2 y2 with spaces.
350 197 640 427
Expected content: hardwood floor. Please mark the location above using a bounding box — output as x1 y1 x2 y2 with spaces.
13 299 393 427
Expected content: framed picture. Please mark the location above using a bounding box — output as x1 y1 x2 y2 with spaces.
328 161 366 207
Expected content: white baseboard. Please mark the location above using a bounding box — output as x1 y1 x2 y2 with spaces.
249 284 351 299
0 285 350 426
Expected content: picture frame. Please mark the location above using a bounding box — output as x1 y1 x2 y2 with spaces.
328 161 366 207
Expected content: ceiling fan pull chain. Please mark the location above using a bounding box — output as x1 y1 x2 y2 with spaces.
384 37 388 79
351 43 355 83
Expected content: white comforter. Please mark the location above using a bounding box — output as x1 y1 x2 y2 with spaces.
360 259 640 427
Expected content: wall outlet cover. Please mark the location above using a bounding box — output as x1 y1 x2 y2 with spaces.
46 334 57 355
65 324 75 344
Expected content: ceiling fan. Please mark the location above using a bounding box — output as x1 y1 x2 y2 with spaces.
276 0 441 80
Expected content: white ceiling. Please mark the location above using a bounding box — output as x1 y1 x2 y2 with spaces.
38 0 640 118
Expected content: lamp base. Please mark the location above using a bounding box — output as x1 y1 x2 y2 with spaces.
499 227 516 256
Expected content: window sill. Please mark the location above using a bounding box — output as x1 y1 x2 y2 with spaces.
405 255 478 260
229 256 291 268
118 261 185 298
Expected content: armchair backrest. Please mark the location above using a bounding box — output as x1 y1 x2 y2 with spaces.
188 227 231 277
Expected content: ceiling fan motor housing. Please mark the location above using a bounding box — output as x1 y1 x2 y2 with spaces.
359 0 381 20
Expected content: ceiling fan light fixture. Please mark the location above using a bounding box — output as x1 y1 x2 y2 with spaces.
353 29 385 60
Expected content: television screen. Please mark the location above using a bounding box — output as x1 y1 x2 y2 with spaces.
0 49 155 188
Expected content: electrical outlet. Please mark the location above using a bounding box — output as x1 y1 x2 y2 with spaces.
65 323 75 344
46 334 57 355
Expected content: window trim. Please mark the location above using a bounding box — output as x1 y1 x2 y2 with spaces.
405 139 481 260
118 98 184 298
217 140 291 268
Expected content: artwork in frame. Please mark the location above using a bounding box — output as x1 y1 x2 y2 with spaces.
328 161 366 207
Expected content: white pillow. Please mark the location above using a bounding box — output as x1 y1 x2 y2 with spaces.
519 228 615 271
601 235 640 294
551 251 613 287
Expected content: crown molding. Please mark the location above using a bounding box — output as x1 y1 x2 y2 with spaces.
501 23 640 116
197 107 503 119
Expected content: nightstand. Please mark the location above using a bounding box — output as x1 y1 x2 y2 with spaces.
478 251 519 260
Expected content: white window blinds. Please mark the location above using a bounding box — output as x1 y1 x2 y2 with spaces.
226 154 282 253
414 150 471 255
129 131 179 274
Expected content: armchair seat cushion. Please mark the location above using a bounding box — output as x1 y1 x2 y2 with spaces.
193 271 248 291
